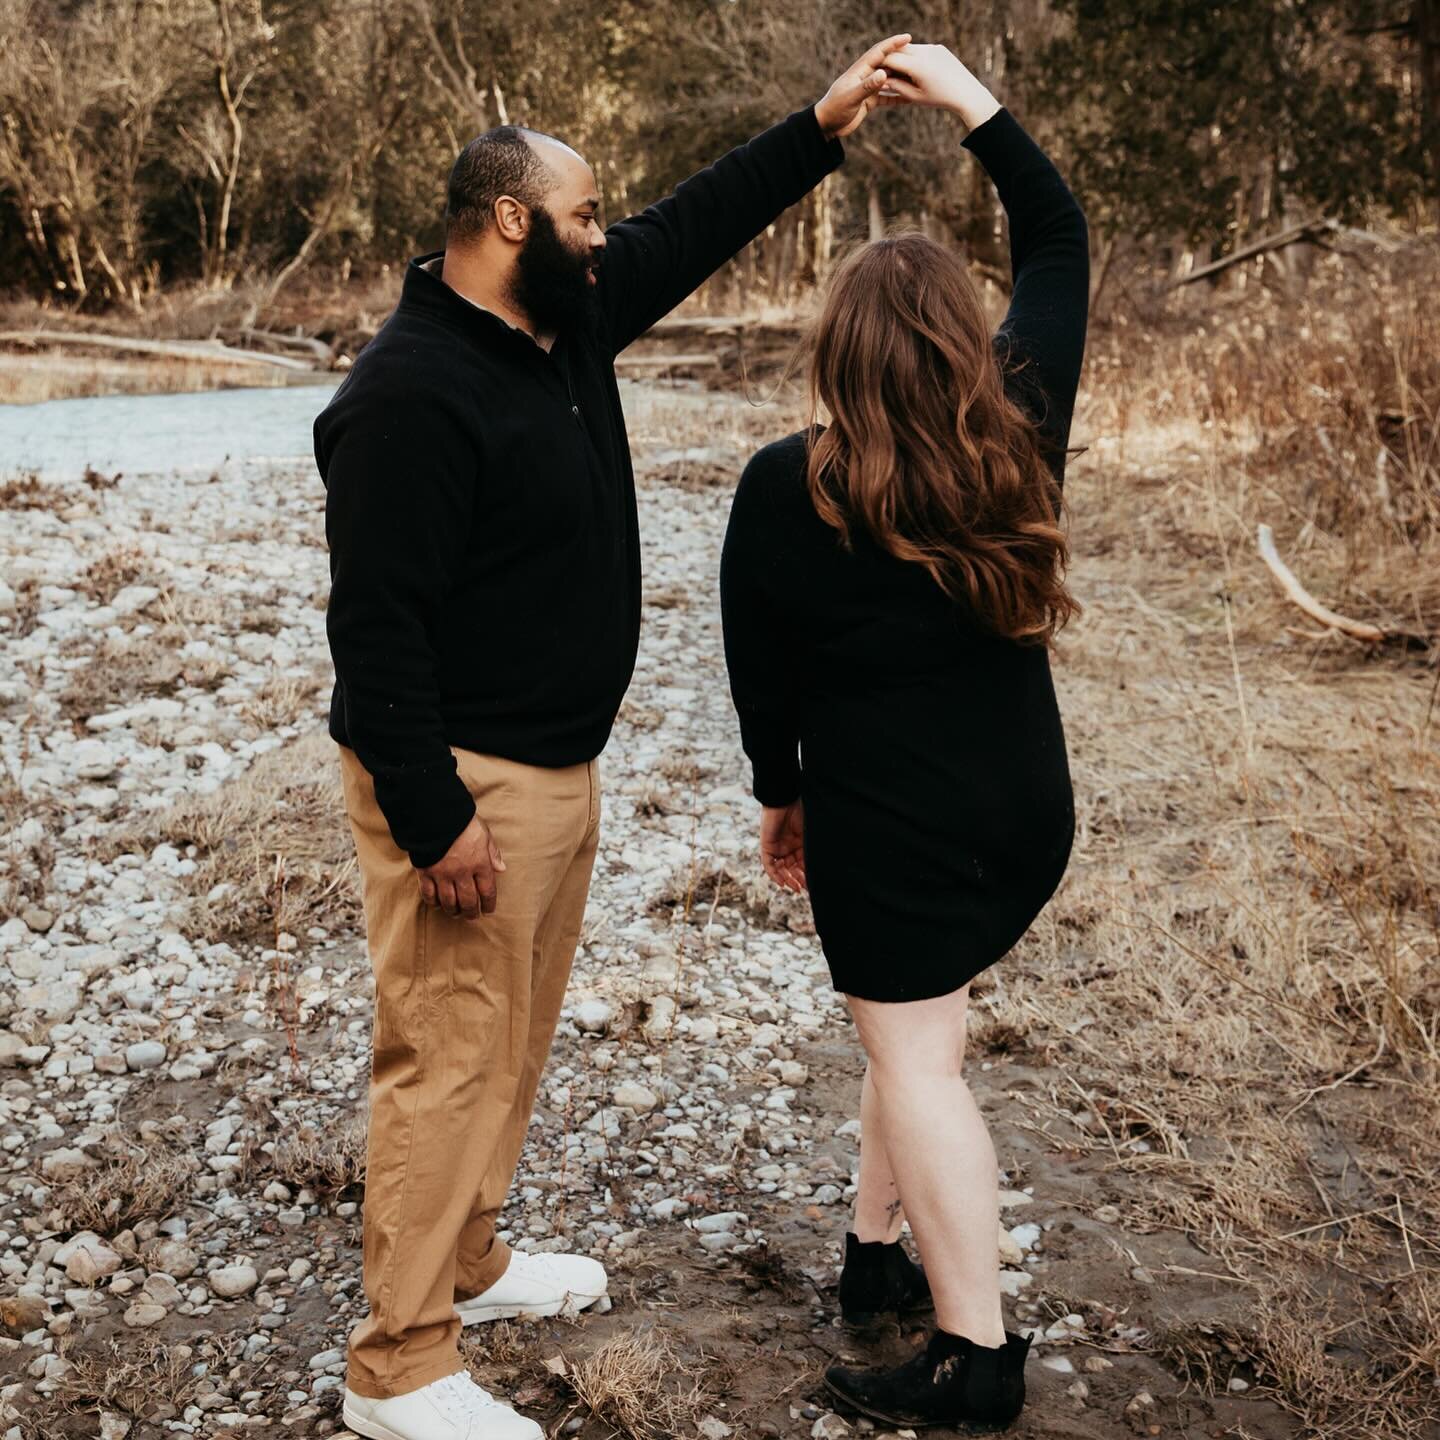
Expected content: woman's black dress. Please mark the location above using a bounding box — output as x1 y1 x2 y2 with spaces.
719 107 1088 1003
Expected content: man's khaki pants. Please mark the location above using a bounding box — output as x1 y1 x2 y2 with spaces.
337 742 600 1399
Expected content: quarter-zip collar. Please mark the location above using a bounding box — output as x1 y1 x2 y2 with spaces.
400 249 557 355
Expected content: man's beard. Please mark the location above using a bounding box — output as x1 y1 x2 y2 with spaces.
508 204 600 338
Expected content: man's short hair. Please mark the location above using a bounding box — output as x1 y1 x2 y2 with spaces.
445 126 556 242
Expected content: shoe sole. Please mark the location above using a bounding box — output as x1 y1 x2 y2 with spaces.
343 1399 542 1440
455 1289 607 1326
821 1376 1017 1434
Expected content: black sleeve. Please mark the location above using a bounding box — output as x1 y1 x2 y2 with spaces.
962 107 1089 487
319 385 478 867
596 106 845 355
720 449 803 806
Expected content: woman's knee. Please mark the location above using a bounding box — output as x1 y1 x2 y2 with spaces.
849 986 970 1078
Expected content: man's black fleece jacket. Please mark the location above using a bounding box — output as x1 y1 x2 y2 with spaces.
315 106 845 867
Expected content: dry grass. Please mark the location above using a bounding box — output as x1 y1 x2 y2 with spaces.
972 242 1440 1439
239 671 328 731
1077 240 1440 635
49 1138 199 1235
461 1315 565 1372
51 1333 205 1420
0 473 71 511
563 1328 722 1440
57 634 214 722
74 543 157 602
647 860 813 936
98 728 361 942
268 1113 367 1194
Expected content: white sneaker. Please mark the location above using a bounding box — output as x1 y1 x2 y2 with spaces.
342 1370 542 1440
454 1249 608 1326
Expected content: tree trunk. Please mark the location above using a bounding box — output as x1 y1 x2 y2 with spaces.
1419 0 1440 203
867 181 883 242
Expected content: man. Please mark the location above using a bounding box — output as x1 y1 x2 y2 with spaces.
315 35 912 1440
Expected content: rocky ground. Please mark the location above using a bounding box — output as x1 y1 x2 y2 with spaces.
0 373 1418 1440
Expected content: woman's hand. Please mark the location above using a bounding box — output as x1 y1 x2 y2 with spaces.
760 800 808 893
874 43 1001 132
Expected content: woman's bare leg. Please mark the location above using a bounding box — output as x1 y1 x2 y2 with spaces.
846 984 1005 1346
852 1059 906 1243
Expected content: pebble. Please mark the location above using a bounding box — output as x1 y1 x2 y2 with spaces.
573 998 614 1034
997 1269 1033 1297
208 1265 259 1298
146 1240 199 1279
693 1211 748 1234
21 906 54 933
1008 1222 1042 1251
124 1041 167 1071
997 1225 1024 1266
611 1080 658 1113
40 1147 95 1180
63 1240 123 1284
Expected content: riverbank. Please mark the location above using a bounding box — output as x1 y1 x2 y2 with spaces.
0 335 1436 1439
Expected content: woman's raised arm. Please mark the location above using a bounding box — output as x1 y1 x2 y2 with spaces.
878 45 1090 486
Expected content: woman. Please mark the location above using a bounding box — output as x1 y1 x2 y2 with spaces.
719 43 1088 1432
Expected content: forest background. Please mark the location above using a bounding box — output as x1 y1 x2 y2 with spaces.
0 0 1436 319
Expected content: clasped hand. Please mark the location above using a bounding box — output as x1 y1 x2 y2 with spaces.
815 38 996 138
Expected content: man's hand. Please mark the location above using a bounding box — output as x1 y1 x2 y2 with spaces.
760 800 807 893
417 815 507 920
868 43 1001 132
814 34 913 140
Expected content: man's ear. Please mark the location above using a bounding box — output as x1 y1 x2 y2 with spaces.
493 196 529 244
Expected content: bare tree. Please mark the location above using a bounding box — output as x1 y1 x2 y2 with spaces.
0 0 174 309
174 0 275 287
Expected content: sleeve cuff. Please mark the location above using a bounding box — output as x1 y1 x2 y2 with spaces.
371 760 478 868
790 103 847 173
750 754 802 808
961 105 1020 162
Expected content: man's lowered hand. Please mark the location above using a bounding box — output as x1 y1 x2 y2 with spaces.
417 815 507 919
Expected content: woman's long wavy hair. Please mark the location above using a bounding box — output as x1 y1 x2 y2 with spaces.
805 231 1079 645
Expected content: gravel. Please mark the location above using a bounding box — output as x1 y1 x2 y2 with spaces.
0 386 1081 1436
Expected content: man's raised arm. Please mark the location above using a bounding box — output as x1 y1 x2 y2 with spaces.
595 34 912 354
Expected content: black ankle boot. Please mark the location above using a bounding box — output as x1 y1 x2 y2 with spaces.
824 1325 1031 1431
836 1231 934 1326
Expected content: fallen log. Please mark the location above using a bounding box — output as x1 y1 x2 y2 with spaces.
1170 219 1340 288
224 326 334 363
1256 523 1387 643
645 315 749 334
613 352 719 368
0 329 316 372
